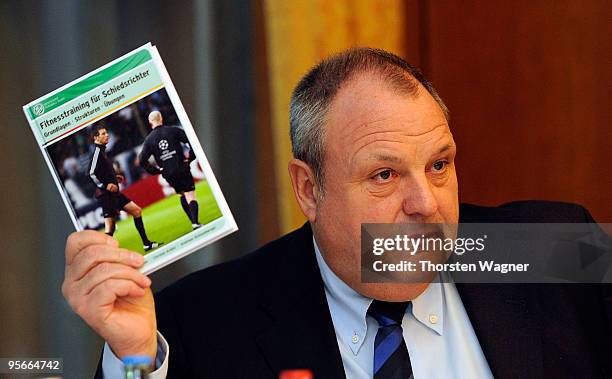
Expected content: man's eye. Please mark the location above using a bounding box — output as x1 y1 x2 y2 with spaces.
373 169 394 182
432 160 448 172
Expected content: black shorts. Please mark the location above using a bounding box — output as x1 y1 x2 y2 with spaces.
163 167 195 193
97 192 132 218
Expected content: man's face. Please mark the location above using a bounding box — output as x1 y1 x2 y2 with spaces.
312 72 458 300
94 128 109 145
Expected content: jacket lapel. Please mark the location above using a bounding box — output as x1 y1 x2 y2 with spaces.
254 224 347 378
455 283 543 378
457 203 544 378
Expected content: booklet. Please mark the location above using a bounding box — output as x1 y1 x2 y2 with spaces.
23 43 237 274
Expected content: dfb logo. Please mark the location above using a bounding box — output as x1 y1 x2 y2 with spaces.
33 103 45 116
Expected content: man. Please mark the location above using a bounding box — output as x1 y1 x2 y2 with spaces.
88 126 160 252
138 111 201 229
64 49 612 378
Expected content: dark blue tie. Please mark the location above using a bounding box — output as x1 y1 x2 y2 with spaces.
367 300 412 379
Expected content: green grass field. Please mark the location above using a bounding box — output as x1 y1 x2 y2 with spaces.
108 181 223 254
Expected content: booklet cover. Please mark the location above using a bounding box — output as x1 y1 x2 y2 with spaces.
23 43 237 274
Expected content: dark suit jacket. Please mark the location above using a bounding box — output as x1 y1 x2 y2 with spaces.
95 201 612 378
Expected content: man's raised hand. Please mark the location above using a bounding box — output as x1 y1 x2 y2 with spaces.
62 231 158 361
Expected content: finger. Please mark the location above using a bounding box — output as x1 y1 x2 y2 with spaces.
76 262 151 296
69 245 144 282
87 279 147 309
66 231 118 265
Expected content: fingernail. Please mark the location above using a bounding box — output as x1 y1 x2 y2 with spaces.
106 238 119 247
132 253 144 264
144 276 152 286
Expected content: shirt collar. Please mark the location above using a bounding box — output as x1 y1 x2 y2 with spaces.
313 237 445 355
411 276 445 336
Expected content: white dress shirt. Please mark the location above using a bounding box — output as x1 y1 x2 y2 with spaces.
313 238 493 379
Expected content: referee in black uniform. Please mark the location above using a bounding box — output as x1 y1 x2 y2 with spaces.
89 126 159 251
138 111 201 229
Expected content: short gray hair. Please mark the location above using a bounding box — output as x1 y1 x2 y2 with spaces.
289 47 449 193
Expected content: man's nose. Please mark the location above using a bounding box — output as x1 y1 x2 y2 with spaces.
401 174 439 219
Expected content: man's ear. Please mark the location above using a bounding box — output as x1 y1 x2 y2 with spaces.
288 159 320 222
